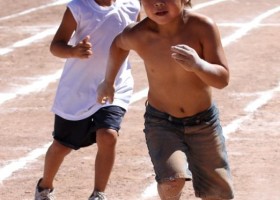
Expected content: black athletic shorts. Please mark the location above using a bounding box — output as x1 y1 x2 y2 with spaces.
53 106 126 150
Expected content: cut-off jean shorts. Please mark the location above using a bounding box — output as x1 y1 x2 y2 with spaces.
143 103 234 199
53 106 126 150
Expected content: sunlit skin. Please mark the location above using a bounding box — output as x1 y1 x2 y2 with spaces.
39 0 140 196
97 0 232 199
50 7 92 59
98 0 229 118
142 0 185 25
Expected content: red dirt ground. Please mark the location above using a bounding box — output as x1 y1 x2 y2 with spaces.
0 0 280 199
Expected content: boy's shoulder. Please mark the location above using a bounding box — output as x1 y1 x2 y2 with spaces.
118 20 148 46
122 21 142 35
123 18 154 37
185 10 215 25
184 9 217 31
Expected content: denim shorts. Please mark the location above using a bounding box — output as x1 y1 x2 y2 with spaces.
53 106 126 150
143 103 234 199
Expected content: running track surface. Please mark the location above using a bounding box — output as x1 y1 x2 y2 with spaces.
0 0 280 199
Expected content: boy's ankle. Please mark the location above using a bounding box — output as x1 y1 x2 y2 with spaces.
37 178 53 191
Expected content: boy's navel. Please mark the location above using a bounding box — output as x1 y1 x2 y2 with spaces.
180 107 185 113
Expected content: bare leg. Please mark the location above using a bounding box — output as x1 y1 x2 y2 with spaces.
39 140 72 189
94 128 118 192
158 178 185 200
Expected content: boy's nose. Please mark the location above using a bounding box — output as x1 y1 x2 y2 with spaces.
154 2 165 8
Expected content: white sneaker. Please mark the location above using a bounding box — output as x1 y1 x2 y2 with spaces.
34 179 55 200
88 191 107 200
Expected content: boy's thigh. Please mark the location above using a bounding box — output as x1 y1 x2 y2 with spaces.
92 105 126 131
144 116 192 182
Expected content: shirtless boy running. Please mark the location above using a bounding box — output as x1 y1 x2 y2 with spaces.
98 0 234 199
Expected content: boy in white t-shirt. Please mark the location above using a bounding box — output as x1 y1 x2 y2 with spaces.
34 0 140 199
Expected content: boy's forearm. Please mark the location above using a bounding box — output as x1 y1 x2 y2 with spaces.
104 42 130 85
50 41 74 58
195 60 229 89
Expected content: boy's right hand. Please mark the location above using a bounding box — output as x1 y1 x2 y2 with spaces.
97 80 115 105
72 35 93 59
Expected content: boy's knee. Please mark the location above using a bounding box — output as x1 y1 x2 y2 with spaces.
158 178 185 200
49 140 72 155
97 128 118 146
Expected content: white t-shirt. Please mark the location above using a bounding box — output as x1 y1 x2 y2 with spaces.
52 0 141 120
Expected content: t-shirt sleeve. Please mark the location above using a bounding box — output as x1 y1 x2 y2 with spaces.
67 0 81 25
123 0 141 21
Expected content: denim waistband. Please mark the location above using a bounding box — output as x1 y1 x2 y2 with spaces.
145 103 218 125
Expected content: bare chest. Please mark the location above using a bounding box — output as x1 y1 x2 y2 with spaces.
138 35 200 74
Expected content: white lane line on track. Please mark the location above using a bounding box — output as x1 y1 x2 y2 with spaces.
0 70 62 105
223 81 280 138
192 0 227 10
141 6 280 199
0 0 70 21
0 27 57 56
141 81 280 199
0 0 220 22
0 0 228 56
0 0 230 104
0 86 148 184
218 22 280 27
0 2 278 198
0 143 52 184
0 0 230 185
244 85 280 113
222 6 280 46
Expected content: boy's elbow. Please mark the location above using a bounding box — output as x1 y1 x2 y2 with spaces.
217 67 230 89
216 77 229 89
49 41 69 58
49 46 54 55
49 43 56 56
218 82 229 89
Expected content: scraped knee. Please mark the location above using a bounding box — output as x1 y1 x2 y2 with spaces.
157 178 185 200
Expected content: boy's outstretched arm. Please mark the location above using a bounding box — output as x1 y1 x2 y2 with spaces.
97 34 130 104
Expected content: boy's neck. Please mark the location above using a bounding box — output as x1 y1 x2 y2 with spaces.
94 0 116 7
152 10 188 38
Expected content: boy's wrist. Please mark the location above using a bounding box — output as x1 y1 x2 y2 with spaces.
104 78 115 86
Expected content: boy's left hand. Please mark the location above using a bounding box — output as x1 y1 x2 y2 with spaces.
171 44 203 72
73 35 93 59
97 80 115 104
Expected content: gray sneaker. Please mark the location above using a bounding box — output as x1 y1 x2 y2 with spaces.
34 179 55 200
88 191 107 200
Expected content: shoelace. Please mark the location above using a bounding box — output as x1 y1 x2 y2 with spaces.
39 189 54 200
89 191 107 200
